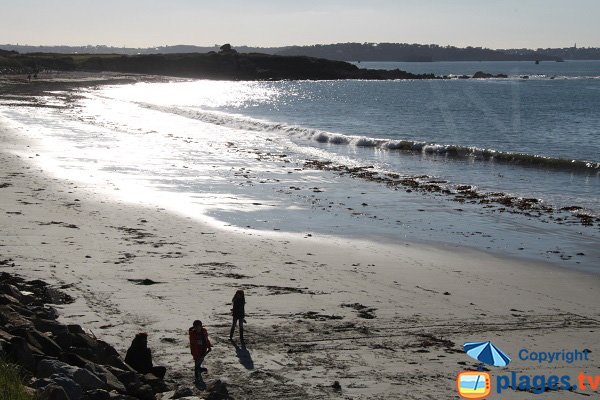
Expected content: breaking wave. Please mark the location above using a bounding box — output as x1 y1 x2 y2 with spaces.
138 102 600 173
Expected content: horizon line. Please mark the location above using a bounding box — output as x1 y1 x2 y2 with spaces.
2 41 597 51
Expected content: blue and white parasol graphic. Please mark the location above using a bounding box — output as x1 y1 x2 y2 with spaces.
463 341 511 367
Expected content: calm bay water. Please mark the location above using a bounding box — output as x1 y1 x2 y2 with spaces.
355 59 600 78
1 61 598 271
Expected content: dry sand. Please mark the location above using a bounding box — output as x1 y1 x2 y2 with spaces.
1 114 599 399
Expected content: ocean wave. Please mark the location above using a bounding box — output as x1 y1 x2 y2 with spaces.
137 102 599 173
301 131 599 172
136 102 312 135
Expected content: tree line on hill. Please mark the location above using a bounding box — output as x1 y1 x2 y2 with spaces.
276 43 600 61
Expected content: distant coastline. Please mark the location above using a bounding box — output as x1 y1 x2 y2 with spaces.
2 47 538 81
0 50 441 81
3 42 598 81
2 42 600 61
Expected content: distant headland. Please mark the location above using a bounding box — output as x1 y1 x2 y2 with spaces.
0 46 439 81
2 42 599 61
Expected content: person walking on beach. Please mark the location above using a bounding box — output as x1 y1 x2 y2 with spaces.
229 290 245 342
189 320 211 382
124 332 167 379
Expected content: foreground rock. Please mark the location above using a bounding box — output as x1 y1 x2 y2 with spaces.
0 271 171 400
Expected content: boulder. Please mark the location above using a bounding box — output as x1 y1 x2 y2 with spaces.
57 337 125 369
68 325 86 334
127 382 156 400
33 329 64 356
53 332 72 349
37 359 79 379
102 353 133 371
82 389 111 400
73 367 107 391
3 301 34 317
108 394 139 400
37 384 71 400
32 377 54 389
55 335 105 361
473 71 493 79
54 332 94 353
153 390 175 399
0 328 14 341
32 377 71 397
206 380 230 400
12 327 63 356
109 368 141 389
47 373 83 400
94 340 131 370
6 336 41 372
172 386 194 399
0 304 33 329
32 304 60 320
143 372 169 393
0 283 25 301
65 346 100 363
84 361 127 392
0 293 21 306
60 351 93 368
34 318 69 335
71 332 99 349
38 359 107 391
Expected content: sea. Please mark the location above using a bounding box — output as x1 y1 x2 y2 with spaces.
1 60 599 272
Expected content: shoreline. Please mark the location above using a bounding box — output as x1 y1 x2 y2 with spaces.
1 75 597 274
2 100 599 398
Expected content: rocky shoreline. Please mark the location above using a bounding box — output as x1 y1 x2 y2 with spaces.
0 270 229 400
303 160 600 229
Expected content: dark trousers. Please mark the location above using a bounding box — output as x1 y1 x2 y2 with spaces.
230 316 244 340
194 356 205 381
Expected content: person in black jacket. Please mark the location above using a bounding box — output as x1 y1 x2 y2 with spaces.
229 290 245 342
125 332 166 379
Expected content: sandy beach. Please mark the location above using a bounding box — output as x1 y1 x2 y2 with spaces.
1 81 599 399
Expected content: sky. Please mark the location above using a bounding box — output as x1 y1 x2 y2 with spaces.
1 0 598 49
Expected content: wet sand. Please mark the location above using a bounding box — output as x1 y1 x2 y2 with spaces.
1 79 599 399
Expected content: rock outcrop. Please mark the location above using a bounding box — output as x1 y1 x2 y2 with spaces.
472 71 508 78
0 271 171 400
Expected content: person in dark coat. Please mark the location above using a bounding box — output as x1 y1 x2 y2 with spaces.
189 320 211 383
229 290 245 342
124 332 166 379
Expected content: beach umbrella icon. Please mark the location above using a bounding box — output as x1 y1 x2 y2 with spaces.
463 341 511 367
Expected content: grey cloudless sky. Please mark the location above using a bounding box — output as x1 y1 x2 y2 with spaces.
1 0 598 48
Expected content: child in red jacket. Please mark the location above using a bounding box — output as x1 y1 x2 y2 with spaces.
189 320 212 383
